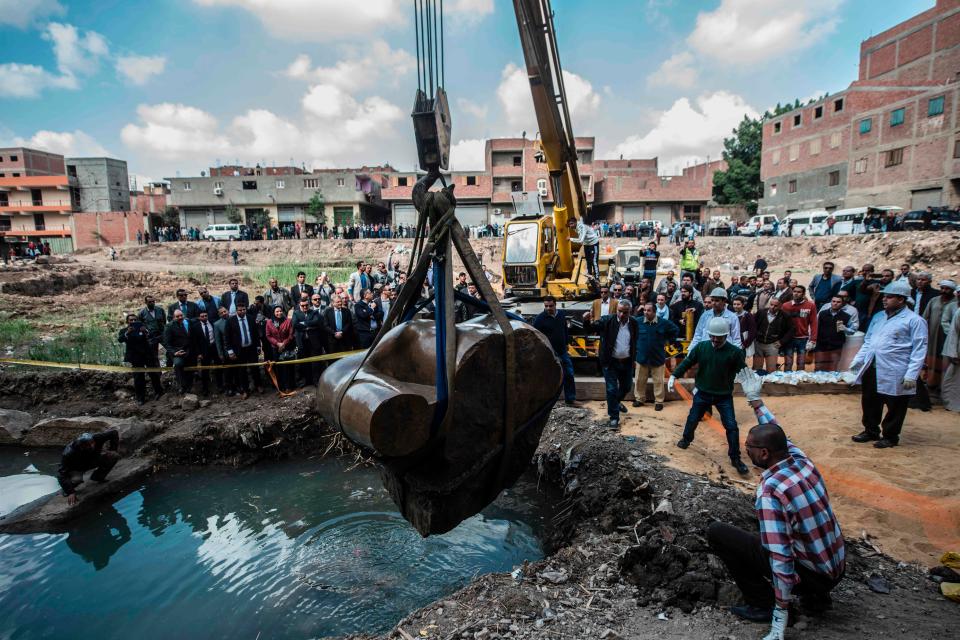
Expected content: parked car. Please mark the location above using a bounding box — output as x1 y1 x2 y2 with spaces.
202 223 242 241
738 213 779 236
901 208 960 231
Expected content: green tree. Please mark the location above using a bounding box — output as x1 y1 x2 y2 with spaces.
306 192 325 224
225 204 242 224
712 102 799 215
161 206 181 228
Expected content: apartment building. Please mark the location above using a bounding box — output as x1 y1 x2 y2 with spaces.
66 157 131 212
760 0 960 216
0 147 75 253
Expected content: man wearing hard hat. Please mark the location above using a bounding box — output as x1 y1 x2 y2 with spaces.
848 280 928 449
689 287 742 350
669 316 750 475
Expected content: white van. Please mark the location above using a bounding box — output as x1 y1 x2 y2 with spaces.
739 213 779 236
780 210 829 236
202 223 242 241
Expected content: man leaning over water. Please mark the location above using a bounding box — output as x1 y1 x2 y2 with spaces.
59 430 122 505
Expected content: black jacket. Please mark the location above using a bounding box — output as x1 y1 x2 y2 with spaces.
291 308 323 351
291 283 314 303
354 300 382 337
58 429 119 495
323 306 355 351
754 309 795 345
911 285 937 316
220 289 250 312
118 324 153 364
532 310 569 356
816 308 851 352
193 319 219 361
225 314 260 356
670 299 703 337
587 314 639 367
167 300 200 321
163 318 196 357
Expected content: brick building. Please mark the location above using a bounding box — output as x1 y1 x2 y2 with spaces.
381 137 722 226
760 0 960 216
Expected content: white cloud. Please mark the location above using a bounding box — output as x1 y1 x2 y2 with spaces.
608 91 759 175
496 63 601 133
5 129 111 157
121 103 232 159
449 138 486 171
0 62 75 98
688 0 842 65
44 22 109 77
283 41 414 91
0 0 64 29
456 98 488 121
115 54 167 86
193 0 404 41
647 51 698 89
446 0 494 24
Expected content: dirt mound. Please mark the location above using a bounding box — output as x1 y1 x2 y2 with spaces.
0 265 97 296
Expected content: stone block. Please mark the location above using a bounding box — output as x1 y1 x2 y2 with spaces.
0 409 34 445
22 416 158 453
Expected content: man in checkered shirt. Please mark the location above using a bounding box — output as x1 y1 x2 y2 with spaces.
707 369 845 640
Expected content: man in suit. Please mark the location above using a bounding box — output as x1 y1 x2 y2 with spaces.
163 308 197 394
196 287 220 320
583 299 639 429
375 286 395 325
213 307 235 395
194 309 223 395
167 289 200 321
137 295 166 370
118 313 163 404
291 298 319 387
225 303 263 399
290 271 314 304
264 278 292 315
220 278 249 316
354 288 382 348
324 295 356 353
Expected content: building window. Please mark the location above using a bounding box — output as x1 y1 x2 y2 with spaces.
770 183 778 196
214 181 223 189
183 182 192 191
788 180 797 194
810 138 822 155
513 155 522 166
304 178 319 188
683 204 701 214
793 114 802 127
466 175 477 186
0 193 7 206
337 178 345 187
828 170 840 186
854 157 868 174
67 165 77 177
33 213 45 231
772 150 781 165
830 132 842 148
929 96 945 117
0 216 10 232
789 144 799 161
242 180 257 190
773 121 782 134
834 98 844 113
397 177 408 187
275 179 285 189
12 173 20 177
814 105 823 119
890 108 905 127
859 118 872 134
955 137 960 159
885 147 904 167
511 180 522 192
10 155 17 162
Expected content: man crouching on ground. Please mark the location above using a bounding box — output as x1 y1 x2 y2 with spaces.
58 430 121 505
708 368 844 639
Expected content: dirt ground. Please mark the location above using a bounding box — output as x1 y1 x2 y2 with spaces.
610 395 960 567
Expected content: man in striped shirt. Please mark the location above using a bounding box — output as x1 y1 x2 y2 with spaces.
707 369 845 639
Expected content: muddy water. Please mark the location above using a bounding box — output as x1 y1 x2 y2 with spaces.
0 455 554 639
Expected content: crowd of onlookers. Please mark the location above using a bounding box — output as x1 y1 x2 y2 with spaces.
3 240 53 262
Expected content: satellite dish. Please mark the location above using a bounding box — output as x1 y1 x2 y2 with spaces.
201 171 206 177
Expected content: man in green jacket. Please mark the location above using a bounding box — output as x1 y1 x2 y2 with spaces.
668 316 749 474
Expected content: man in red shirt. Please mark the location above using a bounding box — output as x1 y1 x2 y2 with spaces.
781 285 818 371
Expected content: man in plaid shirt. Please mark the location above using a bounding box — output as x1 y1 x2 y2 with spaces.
707 369 845 640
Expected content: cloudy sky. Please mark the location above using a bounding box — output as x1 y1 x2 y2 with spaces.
0 0 935 185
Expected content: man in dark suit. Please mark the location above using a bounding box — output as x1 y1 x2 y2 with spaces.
354 288 382 348
167 289 200 321
220 278 249 316
137 295 166 370
290 271 314 305
213 307 235 395
196 287 220 320
118 313 163 404
163 308 197 394
324 295 355 353
583 299 639 429
194 309 223 395
225 303 263 398
291 298 319 387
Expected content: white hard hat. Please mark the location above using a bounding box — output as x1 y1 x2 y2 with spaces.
881 281 911 297
707 317 730 337
709 287 728 300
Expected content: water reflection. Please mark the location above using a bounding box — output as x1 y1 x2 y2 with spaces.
64 505 131 570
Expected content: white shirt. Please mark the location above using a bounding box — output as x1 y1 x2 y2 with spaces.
576 220 599 246
689 306 742 349
851 307 928 396
612 320 632 359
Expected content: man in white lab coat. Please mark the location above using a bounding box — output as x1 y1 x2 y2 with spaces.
848 281 928 449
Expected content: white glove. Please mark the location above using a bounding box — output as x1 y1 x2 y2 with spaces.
735 366 763 402
902 377 916 390
667 375 676 393
762 606 788 640
848 361 863 374
807 340 816 351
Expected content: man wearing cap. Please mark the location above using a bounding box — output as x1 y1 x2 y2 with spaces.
583 299 639 429
849 281 928 449
689 288 742 350
669 316 750 474
58 429 121 505
922 280 958 389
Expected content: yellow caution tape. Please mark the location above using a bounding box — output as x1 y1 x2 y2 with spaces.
0 349 365 375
